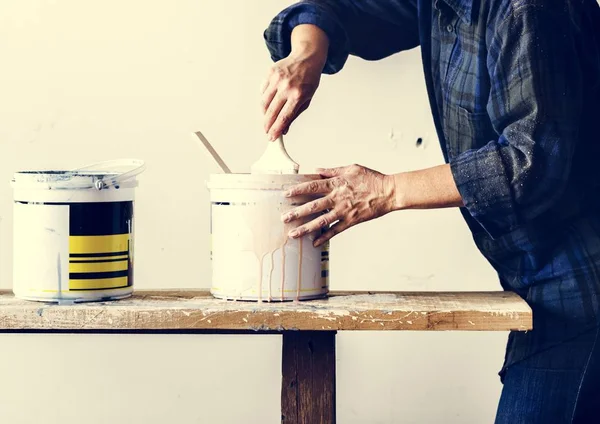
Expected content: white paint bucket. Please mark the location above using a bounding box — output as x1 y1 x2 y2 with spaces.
207 174 329 302
11 159 145 303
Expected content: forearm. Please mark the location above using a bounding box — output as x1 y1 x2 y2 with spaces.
264 1 419 74
290 24 329 63
390 164 464 211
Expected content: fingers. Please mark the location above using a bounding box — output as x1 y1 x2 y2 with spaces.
314 220 351 247
263 92 287 135
282 196 334 223
260 78 270 94
283 100 311 135
288 210 339 239
268 98 301 141
261 80 277 114
316 166 349 178
284 178 341 197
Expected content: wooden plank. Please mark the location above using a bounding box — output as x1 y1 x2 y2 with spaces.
281 331 336 424
0 290 532 332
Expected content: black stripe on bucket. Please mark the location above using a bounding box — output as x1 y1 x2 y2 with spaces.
69 270 129 280
69 251 129 258
70 202 132 236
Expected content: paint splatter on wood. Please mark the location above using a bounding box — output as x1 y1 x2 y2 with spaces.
0 290 532 332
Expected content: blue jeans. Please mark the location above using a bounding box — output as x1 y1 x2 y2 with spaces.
495 326 600 423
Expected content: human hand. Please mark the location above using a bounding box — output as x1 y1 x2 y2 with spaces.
281 165 397 247
261 25 328 141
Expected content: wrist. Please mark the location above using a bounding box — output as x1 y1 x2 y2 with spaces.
383 174 404 214
387 173 409 212
289 45 327 68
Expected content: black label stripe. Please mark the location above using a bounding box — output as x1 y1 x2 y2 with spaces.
70 201 133 236
69 251 129 258
69 270 129 280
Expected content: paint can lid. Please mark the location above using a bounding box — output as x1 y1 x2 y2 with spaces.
12 159 146 190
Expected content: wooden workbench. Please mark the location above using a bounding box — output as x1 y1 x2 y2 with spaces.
0 290 532 424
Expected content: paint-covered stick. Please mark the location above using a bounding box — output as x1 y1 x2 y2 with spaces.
194 130 232 174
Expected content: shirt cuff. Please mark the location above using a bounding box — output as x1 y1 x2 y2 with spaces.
263 3 349 74
449 144 518 239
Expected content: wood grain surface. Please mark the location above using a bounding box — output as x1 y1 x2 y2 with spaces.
0 290 532 332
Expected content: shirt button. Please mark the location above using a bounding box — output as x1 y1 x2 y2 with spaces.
447 24 454 33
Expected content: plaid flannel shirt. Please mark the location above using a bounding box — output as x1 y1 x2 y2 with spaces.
264 0 600 373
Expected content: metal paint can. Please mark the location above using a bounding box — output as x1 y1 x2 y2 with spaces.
11 159 145 303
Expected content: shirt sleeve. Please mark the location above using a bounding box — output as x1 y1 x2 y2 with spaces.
449 6 583 239
263 0 419 74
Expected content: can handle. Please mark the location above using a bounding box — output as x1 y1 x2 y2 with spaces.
71 159 146 190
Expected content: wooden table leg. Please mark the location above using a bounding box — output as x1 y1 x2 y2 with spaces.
281 331 336 424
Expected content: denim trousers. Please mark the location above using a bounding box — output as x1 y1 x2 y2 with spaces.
495 326 600 423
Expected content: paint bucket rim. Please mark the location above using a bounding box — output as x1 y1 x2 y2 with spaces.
11 159 145 190
207 173 322 190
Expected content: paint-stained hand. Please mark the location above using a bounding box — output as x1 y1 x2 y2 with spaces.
281 165 397 247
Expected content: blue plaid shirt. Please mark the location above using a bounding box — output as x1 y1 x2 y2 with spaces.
265 0 600 373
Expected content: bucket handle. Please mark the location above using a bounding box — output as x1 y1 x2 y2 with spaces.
71 159 146 190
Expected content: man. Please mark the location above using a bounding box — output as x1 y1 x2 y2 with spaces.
260 0 600 422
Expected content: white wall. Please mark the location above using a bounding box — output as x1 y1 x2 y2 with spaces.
0 1 507 423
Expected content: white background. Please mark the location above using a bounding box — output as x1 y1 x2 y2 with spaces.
0 1 513 422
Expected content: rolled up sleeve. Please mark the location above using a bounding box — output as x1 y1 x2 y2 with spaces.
263 0 419 74
450 6 583 239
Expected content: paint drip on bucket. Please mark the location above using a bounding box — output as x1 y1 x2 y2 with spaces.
207 174 329 302
11 159 145 303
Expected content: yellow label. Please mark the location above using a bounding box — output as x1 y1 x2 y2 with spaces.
70 234 130 254
69 260 128 273
68 233 130 291
69 277 129 290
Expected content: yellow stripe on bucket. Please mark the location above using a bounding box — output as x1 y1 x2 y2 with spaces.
70 234 130 254
69 255 128 262
69 277 128 290
69 261 128 273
